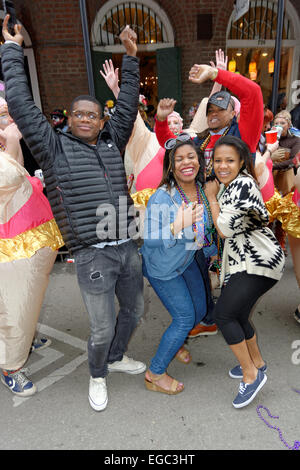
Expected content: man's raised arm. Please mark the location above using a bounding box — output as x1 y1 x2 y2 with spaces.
107 26 140 153
1 15 58 170
189 63 263 153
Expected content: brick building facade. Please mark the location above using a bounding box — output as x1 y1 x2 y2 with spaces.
6 0 300 125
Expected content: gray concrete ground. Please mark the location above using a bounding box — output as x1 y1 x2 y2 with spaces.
0 245 299 452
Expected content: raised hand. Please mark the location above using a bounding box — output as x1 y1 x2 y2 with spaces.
189 64 218 84
210 49 228 71
2 14 23 46
100 59 119 98
119 25 137 57
255 143 279 188
156 98 177 122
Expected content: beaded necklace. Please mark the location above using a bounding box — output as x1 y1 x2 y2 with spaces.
175 181 199 234
200 127 230 177
175 182 214 246
256 405 300 450
175 181 224 276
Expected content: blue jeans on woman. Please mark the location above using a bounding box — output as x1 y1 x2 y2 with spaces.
143 256 207 374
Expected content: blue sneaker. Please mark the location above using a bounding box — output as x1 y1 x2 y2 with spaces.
31 337 52 352
1 369 37 396
232 369 267 409
229 363 267 379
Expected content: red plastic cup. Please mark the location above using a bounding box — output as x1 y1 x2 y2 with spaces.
265 130 278 144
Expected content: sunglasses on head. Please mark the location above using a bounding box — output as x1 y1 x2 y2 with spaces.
164 133 192 150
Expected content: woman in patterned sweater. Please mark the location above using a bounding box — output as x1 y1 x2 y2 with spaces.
204 135 285 409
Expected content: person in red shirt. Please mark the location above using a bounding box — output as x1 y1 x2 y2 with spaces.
155 63 264 179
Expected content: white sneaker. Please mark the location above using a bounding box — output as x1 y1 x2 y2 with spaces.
108 355 146 375
88 377 108 411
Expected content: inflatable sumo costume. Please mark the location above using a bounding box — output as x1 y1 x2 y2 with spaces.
0 151 64 371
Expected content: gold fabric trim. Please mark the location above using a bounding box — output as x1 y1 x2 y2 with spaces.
0 218 64 263
274 192 300 239
266 190 300 238
131 188 157 208
265 190 282 223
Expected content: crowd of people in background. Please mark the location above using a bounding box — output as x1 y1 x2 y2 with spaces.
0 15 299 413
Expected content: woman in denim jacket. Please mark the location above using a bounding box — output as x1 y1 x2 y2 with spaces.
141 133 216 395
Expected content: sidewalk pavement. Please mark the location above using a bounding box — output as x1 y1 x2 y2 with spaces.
0 247 299 451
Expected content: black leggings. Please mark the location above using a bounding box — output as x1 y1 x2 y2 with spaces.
214 271 277 345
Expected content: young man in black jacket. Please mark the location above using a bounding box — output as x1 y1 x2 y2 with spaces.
1 16 145 412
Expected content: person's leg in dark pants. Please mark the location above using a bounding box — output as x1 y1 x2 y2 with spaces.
214 271 277 384
214 271 277 408
75 242 144 378
75 242 144 411
108 240 144 363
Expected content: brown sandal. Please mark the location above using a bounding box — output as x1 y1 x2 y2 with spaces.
144 371 184 395
175 346 192 364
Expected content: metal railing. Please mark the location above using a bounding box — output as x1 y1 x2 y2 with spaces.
96 2 166 46
229 0 291 40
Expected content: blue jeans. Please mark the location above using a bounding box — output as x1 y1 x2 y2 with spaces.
143 257 207 374
74 240 144 378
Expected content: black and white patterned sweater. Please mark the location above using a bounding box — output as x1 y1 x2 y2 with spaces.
217 172 285 287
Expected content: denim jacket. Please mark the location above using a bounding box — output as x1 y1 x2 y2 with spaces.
140 183 217 280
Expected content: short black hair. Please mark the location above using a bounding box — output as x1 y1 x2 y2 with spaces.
70 95 102 117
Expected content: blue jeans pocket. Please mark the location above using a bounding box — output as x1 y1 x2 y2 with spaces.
74 247 97 266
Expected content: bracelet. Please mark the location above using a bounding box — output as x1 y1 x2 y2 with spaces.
170 222 184 239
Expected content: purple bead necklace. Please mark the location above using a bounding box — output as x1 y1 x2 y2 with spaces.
175 182 212 239
256 405 300 450
175 182 201 234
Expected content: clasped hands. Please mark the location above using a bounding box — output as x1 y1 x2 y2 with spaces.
172 201 204 236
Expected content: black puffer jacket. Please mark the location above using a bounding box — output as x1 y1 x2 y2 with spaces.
1 42 140 252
